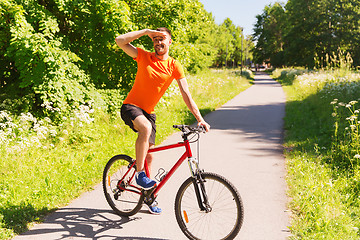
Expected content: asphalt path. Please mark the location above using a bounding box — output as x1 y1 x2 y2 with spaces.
14 72 291 240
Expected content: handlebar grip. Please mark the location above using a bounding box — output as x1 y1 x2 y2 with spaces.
198 125 206 132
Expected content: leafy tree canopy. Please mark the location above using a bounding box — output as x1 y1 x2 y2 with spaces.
253 0 360 68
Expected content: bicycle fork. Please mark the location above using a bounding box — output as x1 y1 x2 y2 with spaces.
188 157 212 212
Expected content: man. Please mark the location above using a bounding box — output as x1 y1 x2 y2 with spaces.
116 28 210 214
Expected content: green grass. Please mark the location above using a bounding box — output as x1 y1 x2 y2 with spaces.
273 68 360 239
0 68 252 239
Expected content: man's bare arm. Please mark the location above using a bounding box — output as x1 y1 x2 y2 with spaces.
176 78 210 131
115 29 167 58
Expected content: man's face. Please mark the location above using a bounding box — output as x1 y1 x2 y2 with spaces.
152 32 172 56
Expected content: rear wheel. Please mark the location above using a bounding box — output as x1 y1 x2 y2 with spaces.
175 172 244 240
102 155 143 216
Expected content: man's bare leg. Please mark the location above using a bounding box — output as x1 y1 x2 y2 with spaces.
145 150 154 177
132 115 161 214
132 115 152 172
131 115 157 191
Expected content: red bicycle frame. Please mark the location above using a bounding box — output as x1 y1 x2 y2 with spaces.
141 138 193 197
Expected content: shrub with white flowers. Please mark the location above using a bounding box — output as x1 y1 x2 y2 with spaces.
0 101 96 152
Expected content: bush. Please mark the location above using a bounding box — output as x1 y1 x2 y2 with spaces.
1 0 107 118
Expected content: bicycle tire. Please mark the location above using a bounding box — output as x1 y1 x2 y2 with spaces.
102 154 143 216
175 172 244 240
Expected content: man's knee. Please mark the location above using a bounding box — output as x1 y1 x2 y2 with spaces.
133 115 152 136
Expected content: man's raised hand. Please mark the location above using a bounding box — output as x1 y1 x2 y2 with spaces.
147 29 168 40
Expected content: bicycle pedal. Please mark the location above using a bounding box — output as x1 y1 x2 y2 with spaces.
142 185 156 196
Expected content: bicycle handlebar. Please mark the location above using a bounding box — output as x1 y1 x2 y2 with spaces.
173 124 206 134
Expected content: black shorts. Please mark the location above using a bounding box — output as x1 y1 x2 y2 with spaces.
120 104 156 145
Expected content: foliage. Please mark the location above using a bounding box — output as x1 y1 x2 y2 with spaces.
39 0 136 90
212 18 254 68
0 0 108 117
253 0 360 68
252 2 286 67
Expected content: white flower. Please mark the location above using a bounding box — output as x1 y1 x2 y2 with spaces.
348 115 358 121
349 101 358 105
44 117 52 123
354 154 360 159
49 129 57 137
0 111 12 121
330 99 338 105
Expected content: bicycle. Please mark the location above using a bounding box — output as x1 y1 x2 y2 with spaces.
102 125 244 240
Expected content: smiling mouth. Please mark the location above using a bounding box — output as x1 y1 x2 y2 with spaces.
155 44 164 49
155 45 165 54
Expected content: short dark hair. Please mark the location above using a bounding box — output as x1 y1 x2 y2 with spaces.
156 27 172 38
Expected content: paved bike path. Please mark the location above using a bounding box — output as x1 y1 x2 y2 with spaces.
14 72 291 240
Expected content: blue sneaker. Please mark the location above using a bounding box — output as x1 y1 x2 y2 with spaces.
135 171 157 190
145 202 162 215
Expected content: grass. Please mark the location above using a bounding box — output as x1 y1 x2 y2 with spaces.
272 68 360 239
0 68 252 239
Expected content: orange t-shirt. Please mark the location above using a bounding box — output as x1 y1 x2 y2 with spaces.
123 48 185 114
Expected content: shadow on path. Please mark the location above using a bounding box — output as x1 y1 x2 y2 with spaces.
17 207 169 240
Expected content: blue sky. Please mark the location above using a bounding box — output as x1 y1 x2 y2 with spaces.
199 0 278 37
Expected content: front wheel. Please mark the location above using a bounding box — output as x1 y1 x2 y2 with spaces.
102 154 143 216
175 172 244 240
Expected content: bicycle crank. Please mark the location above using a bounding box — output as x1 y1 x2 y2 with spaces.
142 186 157 205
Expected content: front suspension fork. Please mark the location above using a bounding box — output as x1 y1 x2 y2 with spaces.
188 157 212 212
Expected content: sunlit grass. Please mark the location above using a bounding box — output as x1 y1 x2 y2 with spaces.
274 68 360 239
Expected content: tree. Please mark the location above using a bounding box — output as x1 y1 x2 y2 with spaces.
253 0 360 68
284 0 331 68
252 2 286 67
284 0 360 68
211 18 251 68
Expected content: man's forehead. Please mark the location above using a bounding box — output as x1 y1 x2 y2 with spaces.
153 36 165 40
153 32 170 40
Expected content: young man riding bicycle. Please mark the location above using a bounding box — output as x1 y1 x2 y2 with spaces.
115 28 210 214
